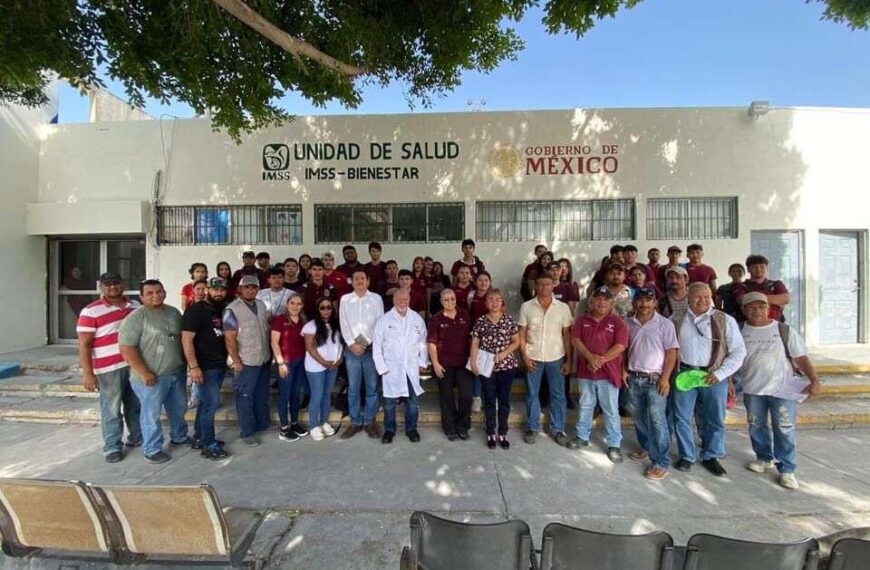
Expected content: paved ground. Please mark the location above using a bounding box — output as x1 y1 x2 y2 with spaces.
1 421 869 568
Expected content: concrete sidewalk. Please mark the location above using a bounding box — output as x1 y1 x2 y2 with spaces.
0 422 869 568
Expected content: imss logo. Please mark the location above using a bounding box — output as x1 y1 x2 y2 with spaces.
262 144 291 180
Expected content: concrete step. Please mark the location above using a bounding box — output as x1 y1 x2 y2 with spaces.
3 383 870 429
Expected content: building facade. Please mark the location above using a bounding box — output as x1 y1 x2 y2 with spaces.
3 105 868 351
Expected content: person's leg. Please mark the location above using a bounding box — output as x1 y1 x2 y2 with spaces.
575 379 599 442
163 369 189 443
253 364 271 431
545 359 566 433
743 393 773 463
288 358 305 425
404 378 419 434
697 379 728 461
496 370 513 436
306 370 325 426
345 350 364 426
597 382 623 448
119 368 142 446
525 363 544 432
455 367 474 434
770 397 797 473
277 372 291 428
321 369 338 425
626 376 651 452
671 383 699 463
97 369 125 456
383 396 397 434
361 351 380 425
437 366 458 435
564 374 574 408
481 375 497 436
646 381 671 469
130 380 166 457
234 365 258 438
198 368 224 448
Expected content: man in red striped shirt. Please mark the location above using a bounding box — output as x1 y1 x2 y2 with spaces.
77 272 142 463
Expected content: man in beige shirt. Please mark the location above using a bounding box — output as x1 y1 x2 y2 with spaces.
518 275 573 446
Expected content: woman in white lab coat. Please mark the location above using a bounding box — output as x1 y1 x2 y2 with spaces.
373 289 430 444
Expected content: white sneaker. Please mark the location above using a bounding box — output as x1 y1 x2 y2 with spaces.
746 459 775 473
321 422 335 437
310 427 324 441
780 473 799 490
472 396 482 413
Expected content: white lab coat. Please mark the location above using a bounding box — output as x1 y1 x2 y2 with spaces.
373 308 429 398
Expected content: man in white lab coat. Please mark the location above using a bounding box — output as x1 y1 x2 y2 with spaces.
373 288 429 444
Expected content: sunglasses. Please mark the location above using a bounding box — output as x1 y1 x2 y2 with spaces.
319 305 333 311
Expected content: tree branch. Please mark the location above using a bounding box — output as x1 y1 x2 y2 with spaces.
211 0 367 77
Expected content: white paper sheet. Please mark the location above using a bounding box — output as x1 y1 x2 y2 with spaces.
466 349 495 378
773 374 810 403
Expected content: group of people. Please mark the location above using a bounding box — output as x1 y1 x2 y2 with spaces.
77 239 820 490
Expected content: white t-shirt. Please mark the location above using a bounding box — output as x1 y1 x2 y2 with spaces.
301 321 343 373
740 322 808 396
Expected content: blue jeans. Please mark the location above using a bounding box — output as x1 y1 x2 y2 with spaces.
97 367 141 455
194 367 225 447
130 368 189 457
277 358 306 426
306 368 338 426
345 349 380 426
233 364 271 438
744 394 797 473
525 358 566 433
576 379 622 448
671 370 728 462
383 378 419 434
626 374 670 468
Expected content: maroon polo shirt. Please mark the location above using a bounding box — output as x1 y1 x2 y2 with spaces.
572 313 629 387
686 263 717 286
452 283 474 310
553 281 580 304
301 280 335 318
733 279 789 321
469 291 490 323
427 309 472 368
364 262 386 294
410 290 427 314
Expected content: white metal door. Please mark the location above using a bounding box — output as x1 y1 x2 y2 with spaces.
819 231 860 344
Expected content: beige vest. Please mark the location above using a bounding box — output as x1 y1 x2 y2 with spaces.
674 309 729 371
227 298 271 365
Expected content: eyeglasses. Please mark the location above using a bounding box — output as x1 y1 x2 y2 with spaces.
319 305 333 311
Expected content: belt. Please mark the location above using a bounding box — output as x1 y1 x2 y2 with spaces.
628 370 662 381
679 362 708 371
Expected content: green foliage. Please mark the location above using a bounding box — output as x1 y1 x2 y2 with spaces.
1 0 866 139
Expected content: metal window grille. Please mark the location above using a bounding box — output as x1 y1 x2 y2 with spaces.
646 197 738 240
156 205 303 245
475 199 635 242
314 203 464 243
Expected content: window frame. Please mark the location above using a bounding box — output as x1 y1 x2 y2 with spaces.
645 197 738 240
314 202 465 244
156 204 303 246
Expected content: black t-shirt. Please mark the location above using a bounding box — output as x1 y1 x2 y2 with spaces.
181 301 228 371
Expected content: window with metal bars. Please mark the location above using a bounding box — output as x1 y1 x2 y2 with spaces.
646 197 738 239
156 205 303 245
314 203 464 243
475 199 635 242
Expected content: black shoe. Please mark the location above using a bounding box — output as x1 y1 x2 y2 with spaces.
290 423 309 437
487 435 497 449
446 432 458 441
105 451 123 463
191 438 225 450
499 435 510 450
145 451 170 464
201 445 229 460
457 431 469 441
675 458 693 472
607 447 624 463
170 436 194 446
702 458 727 477
124 440 142 449
279 427 300 443
382 431 395 444
407 430 421 443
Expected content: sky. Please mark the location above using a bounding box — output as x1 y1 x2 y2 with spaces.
57 0 870 122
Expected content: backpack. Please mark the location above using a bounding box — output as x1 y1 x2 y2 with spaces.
739 321 796 370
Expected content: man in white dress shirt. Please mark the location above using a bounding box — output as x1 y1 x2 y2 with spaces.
670 282 746 476
373 289 429 444
339 268 385 440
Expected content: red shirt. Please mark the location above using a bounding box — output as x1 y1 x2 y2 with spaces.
270 315 306 362
76 297 140 374
553 281 580 304
452 283 474 310
411 272 430 299
410 290 427 314
382 279 401 310
468 290 490 323
364 262 386 294
324 270 350 297
572 313 629 387
181 283 197 307
686 263 717 287
300 281 336 318
427 309 472 368
733 279 789 321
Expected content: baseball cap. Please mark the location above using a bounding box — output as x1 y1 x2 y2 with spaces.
99 272 123 284
633 286 657 300
741 291 769 307
667 245 682 253
666 266 688 277
207 277 227 289
239 275 260 287
591 286 613 299
241 250 255 258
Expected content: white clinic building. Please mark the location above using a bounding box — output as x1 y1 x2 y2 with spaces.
1 103 868 352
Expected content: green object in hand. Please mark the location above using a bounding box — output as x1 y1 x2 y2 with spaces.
675 369 710 391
